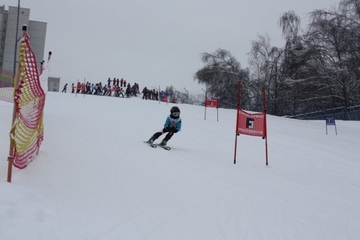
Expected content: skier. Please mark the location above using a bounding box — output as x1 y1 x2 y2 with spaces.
147 106 182 147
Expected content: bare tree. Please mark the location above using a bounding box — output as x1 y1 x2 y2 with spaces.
307 0 360 108
248 34 286 114
194 49 250 109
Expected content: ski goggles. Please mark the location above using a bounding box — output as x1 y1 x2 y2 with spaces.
172 112 180 117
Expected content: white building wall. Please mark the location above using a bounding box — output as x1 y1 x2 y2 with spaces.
28 20 47 68
48 77 60 92
0 6 46 74
2 6 30 73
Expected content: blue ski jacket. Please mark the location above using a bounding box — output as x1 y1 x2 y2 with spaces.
164 115 182 132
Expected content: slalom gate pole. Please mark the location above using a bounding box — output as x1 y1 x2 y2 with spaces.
204 90 207 120
263 86 268 165
233 81 241 164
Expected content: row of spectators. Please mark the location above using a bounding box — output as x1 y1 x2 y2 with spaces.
141 87 176 103
141 87 159 100
61 78 174 102
62 78 140 97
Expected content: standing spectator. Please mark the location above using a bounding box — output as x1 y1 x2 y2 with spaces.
71 83 75 93
114 85 120 97
116 78 119 86
131 83 137 97
94 83 100 95
91 83 95 94
98 82 103 95
76 82 81 93
120 78 124 87
133 82 139 94
103 85 109 95
107 77 111 86
81 83 86 93
142 87 148 100
125 84 131 98
118 87 125 97
62 83 68 93
86 82 91 94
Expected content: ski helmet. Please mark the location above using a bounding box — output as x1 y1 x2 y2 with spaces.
170 106 180 118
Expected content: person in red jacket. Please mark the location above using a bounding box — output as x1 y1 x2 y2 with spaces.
81 83 86 93
76 82 81 93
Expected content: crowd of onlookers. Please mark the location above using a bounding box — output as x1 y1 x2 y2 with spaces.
141 87 159 100
61 77 173 102
142 87 176 103
62 78 140 98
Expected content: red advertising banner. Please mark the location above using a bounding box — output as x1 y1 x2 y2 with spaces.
205 98 218 108
236 109 266 138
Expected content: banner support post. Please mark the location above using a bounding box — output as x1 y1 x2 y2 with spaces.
263 86 268 165
233 81 241 164
326 117 337 135
204 90 207 120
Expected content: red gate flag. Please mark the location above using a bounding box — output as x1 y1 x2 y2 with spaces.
233 82 268 165
236 109 266 138
205 98 218 108
326 117 336 125
204 92 219 121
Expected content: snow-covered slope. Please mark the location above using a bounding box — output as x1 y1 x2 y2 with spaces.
1 92 359 240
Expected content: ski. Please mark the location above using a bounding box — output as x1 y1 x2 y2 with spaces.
144 141 171 150
144 141 157 148
157 144 171 151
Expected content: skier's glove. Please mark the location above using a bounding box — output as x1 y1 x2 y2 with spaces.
163 127 178 133
170 128 178 133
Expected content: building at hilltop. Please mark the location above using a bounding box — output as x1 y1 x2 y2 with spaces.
0 5 47 75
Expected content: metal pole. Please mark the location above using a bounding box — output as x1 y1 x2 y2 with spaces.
234 81 241 164
7 2 22 182
204 90 207 120
183 87 189 103
13 0 21 75
83 78 86 97
158 86 160 104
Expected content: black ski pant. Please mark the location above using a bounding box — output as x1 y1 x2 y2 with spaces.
151 130 174 142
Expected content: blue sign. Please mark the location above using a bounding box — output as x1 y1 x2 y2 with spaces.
326 117 336 125
325 117 337 135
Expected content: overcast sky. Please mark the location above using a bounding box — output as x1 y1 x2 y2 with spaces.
2 0 338 92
